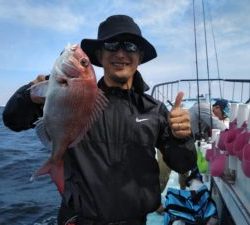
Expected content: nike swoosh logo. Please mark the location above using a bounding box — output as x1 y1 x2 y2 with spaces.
136 118 149 122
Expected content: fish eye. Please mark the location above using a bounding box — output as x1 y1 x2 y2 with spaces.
80 58 89 67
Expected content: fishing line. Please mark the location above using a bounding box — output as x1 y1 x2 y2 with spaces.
206 1 223 98
192 0 202 141
202 0 213 136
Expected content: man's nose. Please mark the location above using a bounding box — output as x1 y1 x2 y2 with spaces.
115 48 127 56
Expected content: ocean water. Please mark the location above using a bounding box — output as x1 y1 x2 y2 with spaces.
0 106 166 225
0 106 60 225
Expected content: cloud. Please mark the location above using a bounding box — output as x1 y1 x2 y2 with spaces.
0 0 85 32
205 0 250 47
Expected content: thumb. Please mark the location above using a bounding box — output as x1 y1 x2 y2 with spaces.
173 91 184 109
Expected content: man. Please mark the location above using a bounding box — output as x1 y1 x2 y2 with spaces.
3 15 196 225
176 99 230 190
189 99 230 140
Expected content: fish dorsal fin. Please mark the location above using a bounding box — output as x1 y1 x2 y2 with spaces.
35 118 52 150
69 89 109 147
29 80 49 98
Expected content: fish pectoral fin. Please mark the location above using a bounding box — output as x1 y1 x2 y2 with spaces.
55 75 69 86
69 89 109 148
29 80 49 98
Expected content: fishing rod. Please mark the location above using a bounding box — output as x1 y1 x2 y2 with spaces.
192 0 202 143
206 1 223 98
202 0 213 137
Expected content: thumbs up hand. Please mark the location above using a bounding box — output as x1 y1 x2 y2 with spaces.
168 92 192 138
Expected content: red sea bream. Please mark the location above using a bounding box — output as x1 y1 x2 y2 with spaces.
30 44 108 194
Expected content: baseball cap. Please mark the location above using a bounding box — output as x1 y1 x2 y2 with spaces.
213 99 230 118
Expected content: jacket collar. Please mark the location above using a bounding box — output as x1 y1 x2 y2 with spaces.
97 71 158 113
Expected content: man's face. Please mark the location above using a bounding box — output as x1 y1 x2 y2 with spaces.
213 105 225 120
98 39 142 86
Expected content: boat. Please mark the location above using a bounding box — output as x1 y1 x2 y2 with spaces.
150 78 250 225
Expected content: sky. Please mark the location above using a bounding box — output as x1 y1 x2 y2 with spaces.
0 0 250 106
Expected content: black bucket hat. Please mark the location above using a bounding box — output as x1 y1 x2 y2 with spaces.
81 15 157 67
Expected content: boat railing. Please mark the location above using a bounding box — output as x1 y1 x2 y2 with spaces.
151 78 250 105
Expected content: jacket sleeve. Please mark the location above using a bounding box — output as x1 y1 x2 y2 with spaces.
2 83 43 132
156 103 197 174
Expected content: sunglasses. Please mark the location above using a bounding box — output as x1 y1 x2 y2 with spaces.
103 41 139 53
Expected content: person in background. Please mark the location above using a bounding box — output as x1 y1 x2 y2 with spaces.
177 99 230 190
2 15 197 225
189 99 230 141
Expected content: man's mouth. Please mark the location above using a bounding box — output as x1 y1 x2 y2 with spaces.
111 62 130 67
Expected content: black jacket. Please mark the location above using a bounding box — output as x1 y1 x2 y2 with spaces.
2 71 196 223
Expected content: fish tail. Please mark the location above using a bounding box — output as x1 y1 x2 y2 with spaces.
30 159 65 194
29 159 52 182
50 160 65 194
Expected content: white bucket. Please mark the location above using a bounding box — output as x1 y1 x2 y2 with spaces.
211 129 221 144
248 106 250 131
236 104 249 128
229 103 238 122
